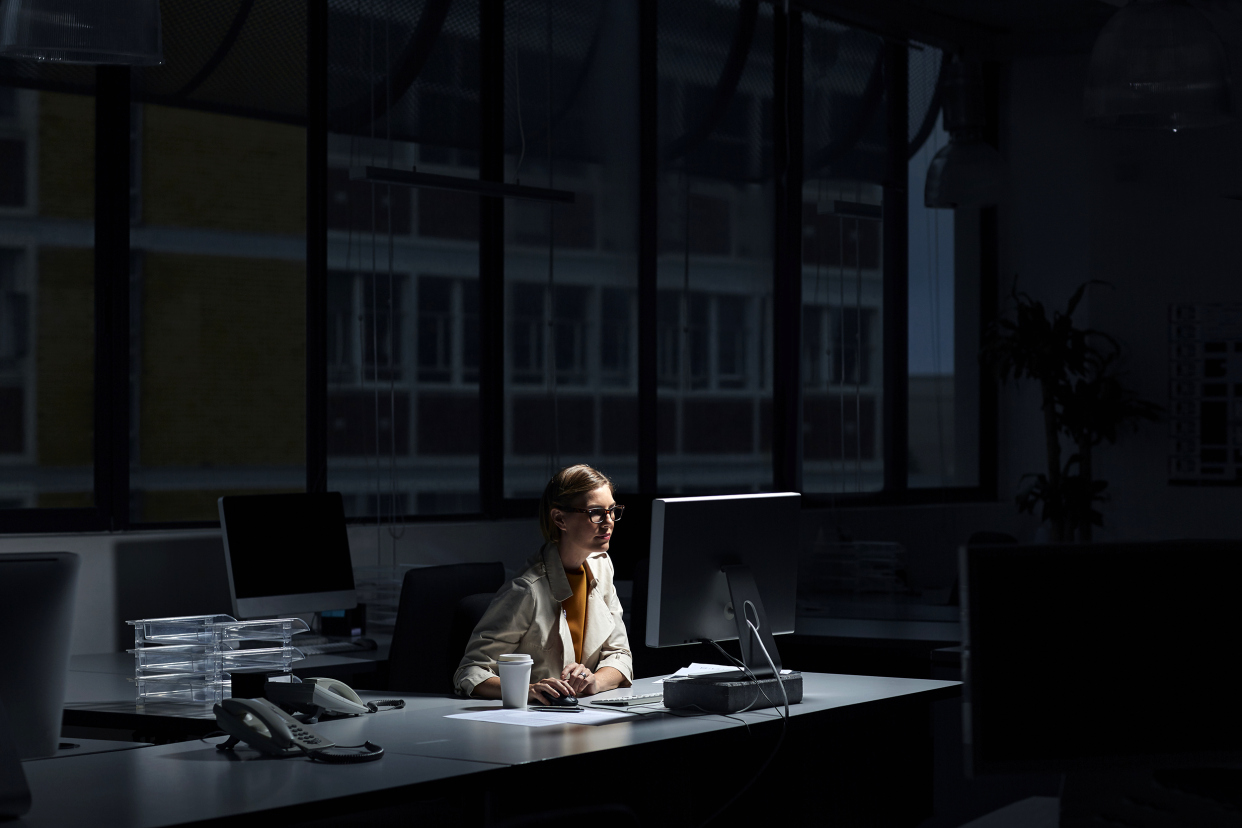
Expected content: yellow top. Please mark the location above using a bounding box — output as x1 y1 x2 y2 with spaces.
561 562 592 663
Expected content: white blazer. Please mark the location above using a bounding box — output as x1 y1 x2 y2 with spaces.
453 542 634 697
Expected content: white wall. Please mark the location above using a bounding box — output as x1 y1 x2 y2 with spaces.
0 518 540 655
999 50 1242 542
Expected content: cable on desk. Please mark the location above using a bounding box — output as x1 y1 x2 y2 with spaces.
693 624 790 828
300 741 385 764
366 699 406 712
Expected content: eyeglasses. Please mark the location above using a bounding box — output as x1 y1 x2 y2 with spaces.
559 505 625 524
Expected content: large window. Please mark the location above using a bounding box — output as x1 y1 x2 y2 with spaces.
501 0 640 498
129 103 307 522
324 1 483 519
0 1 992 532
0 86 96 515
800 17 887 494
656 0 774 495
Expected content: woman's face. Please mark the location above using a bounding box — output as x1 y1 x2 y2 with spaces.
553 485 618 555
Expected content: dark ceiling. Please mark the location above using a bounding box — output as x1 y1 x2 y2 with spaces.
798 0 1118 56
901 0 1115 34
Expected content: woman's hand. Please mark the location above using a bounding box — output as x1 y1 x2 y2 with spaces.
562 662 598 696
529 677 576 704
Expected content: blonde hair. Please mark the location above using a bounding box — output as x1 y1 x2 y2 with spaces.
539 464 615 543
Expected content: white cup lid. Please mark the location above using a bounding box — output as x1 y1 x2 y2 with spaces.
497 653 533 663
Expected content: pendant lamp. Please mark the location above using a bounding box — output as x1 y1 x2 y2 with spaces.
0 0 164 65
1085 0 1232 129
924 56 1003 209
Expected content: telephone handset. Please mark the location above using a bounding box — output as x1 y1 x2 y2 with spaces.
213 697 384 763
265 677 380 719
214 698 335 756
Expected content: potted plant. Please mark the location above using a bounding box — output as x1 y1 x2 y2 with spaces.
983 282 1162 542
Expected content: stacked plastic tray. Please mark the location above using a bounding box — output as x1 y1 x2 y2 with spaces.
126 614 309 705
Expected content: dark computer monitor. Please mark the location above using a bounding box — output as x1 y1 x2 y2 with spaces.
0 552 79 760
646 492 800 677
962 540 1242 777
219 492 357 618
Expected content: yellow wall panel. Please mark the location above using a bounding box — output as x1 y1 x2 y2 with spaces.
140 254 305 467
36 248 94 466
38 92 95 219
142 105 305 234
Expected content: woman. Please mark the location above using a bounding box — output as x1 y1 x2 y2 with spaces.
453 464 633 703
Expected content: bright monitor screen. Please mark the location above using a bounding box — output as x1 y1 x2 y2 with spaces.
219 492 357 618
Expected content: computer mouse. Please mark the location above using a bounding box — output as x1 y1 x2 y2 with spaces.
546 693 578 707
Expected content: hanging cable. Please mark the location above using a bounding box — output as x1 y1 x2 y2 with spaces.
366 0 382 559
343 0 376 551
837 214 845 492
681 167 692 493
546 0 560 476
513 27 526 184
930 116 947 488
854 181 862 493
385 0 405 557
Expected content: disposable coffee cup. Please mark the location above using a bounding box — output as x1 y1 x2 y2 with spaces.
497 653 533 709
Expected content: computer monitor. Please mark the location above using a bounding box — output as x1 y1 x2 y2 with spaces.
962 540 1242 776
219 492 357 619
646 492 800 677
0 552 79 760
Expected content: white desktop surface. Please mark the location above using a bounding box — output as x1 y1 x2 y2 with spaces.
35 671 959 827
314 672 958 766
19 739 497 828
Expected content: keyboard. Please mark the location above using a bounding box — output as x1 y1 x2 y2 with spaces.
592 692 663 707
295 638 378 656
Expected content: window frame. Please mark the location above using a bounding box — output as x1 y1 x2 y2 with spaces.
0 1 997 535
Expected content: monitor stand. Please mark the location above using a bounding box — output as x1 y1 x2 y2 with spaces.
661 565 803 714
723 564 784 678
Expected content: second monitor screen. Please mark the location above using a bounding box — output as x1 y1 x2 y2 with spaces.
220 492 356 608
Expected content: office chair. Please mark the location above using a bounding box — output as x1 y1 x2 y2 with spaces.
387 562 505 694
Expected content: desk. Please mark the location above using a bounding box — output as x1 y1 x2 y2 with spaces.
36 672 958 827
63 646 390 738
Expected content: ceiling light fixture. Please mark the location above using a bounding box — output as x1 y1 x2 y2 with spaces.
0 0 164 65
1085 0 1232 129
924 56 1002 210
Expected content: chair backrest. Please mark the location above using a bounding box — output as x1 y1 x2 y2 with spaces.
387 562 505 694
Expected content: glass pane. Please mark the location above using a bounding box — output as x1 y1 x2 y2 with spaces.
904 40 978 491
801 16 886 494
129 101 307 522
502 0 639 498
656 0 774 495
326 0 482 517
907 58 979 489
0 88 95 510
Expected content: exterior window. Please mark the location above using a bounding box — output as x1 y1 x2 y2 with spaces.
0 250 27 455
327 168 412 234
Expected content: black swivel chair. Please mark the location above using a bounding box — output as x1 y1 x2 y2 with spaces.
387 562 506 694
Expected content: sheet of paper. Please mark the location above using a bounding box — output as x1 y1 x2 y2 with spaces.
445 707 635 727
653 663 793 683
